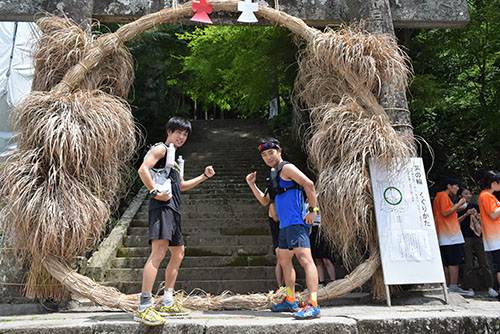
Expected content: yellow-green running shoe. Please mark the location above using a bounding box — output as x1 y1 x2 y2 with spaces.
134 306 166 326
158 300 190 317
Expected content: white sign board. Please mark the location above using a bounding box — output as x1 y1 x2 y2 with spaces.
369 158 445 285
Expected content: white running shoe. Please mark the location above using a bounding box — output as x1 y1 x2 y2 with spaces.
449 285 474 297
488 288 499 297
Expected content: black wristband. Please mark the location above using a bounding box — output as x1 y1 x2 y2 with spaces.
203 172 210 179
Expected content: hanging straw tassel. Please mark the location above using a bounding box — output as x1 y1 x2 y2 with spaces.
305 100 414 270
32 17 133 98
296 24 415 271
0 90 138 298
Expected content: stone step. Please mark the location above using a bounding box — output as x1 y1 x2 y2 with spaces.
182 160 265 166
136 195 264 204
183 129 264 136
183 168 263 173
122 235 272 247
181 191 267 200
112 255 280 269
130 218 268 229
139 197 266 205
118 244 271 257
183 193 258 199
135 209 268 219
181 180 261 187
103 278 307 295
184 174 259 180
182 172 264 179
181 188 268 196
183 167 265 173
183 182 262 189
182 156 264 161
106 266 304 282
182 190 264 198
128 225 270 236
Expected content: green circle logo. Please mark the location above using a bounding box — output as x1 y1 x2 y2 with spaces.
383 186 403 205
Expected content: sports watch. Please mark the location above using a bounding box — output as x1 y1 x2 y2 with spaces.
150 189 160 197
308 206 319 213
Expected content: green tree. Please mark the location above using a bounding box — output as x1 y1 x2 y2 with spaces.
126 25 194 143
179 26 298 118
408 0 500 190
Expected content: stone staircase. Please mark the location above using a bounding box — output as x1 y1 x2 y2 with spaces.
100 119 307 295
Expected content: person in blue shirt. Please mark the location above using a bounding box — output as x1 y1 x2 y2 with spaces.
246 138 320 320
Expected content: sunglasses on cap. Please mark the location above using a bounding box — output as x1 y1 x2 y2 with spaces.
258 142 280 152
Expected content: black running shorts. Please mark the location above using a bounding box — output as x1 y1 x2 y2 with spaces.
440 243 465 267
148 207 184 246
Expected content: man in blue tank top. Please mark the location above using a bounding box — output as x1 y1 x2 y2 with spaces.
246 138 321 320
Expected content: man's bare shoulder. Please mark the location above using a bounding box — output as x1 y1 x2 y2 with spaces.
150 143 167 155
280 163 300 180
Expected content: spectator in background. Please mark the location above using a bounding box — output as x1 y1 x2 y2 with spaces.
478 171 500 300
433 177 473 296
268 203 285 290
457 187 497 297
310 212 336 287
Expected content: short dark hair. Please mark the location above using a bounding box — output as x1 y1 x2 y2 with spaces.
440 177 460 191
166 117 192 137
458 187 469 197
482 170 500 190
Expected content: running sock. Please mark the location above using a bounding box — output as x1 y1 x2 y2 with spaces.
286 286 294 298
309 292 318 308
308 299 318 308
138 292 152 311
163 288 174 306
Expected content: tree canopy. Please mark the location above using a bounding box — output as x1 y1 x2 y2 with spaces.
407 0 500 190
179 26 297 118
126 25 297 143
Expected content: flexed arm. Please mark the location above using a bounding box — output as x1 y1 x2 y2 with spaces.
181 166 215 191
246 171 271 207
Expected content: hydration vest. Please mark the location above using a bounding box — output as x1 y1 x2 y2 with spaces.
266 161 303 201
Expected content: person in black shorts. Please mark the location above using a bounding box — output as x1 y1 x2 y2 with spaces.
268 202 284 289
310 213 336 287
457 187 497 297
134 117 215 326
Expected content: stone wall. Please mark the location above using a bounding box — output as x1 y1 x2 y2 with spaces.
0 0 469 28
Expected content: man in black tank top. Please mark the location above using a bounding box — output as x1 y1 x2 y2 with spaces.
134 117 215 326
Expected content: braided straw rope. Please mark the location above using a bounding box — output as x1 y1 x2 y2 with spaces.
32 0 413 312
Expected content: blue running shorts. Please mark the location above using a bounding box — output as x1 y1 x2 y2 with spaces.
278 224 310 250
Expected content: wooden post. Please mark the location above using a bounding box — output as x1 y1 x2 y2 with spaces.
351 0 413 300
349 0 413 136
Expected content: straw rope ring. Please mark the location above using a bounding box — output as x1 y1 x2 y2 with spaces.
1 0 415 312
